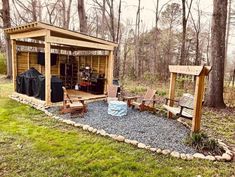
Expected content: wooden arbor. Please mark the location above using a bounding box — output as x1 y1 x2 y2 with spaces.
4 22 117 106
167 65 212 133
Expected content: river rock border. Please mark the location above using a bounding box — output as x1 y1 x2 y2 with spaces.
10 94 234 162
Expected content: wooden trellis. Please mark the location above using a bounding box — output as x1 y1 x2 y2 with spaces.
167 65 212 133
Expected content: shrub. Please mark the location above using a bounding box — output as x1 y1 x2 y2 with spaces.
143 71 158 84
157 89 167 96
130 85 146 94
0 53 7 74
185 132 224 155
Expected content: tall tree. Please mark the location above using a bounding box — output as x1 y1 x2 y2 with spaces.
77 0 88 33
189 0 202 65
225 0 232 68
161 3 181 78
12 0 40 22
92 0 122 78
179 0 193 65
135 0 141 77
1 0 11 78
205 0 228 108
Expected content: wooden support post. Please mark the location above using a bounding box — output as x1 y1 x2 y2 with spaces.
11 40 17 91
45 31 51 106
167 73 177 118
90 56 93 68
27 52 30 69
58 54 60 76
107 51 114 86
77 56 81 83
98 56 100 73
192 75 205 132
104 56 108 92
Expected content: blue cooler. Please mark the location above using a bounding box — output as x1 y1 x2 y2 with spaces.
108 101 127 116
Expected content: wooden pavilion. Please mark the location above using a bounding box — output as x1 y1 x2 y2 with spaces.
4 22 117 106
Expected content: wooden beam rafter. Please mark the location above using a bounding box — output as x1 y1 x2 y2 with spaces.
46 36 114 51
169 65 204 76
5 22 117 47
38 22 118 47
10 29 48 40
15 41 105 51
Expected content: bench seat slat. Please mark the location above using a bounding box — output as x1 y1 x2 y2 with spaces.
163 104 193 119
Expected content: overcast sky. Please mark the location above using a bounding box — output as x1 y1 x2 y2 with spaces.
120 0 213 29
118 0 234 59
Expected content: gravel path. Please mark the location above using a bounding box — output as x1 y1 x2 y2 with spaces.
48 101 196 154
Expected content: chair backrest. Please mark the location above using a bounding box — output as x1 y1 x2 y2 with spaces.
143 88 156 100
107 85 118 98
143 88 156 105
179 93 194 112
62 86 72 103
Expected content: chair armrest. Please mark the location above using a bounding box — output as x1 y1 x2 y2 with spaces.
142 99 157 102
165 98 179 105
141 99 158 105
69 94 82 98
64 98 85 102
180 105 193 110
178 105 193 115
123 96 140 100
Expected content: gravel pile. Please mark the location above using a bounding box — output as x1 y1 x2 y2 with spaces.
48 101 196 154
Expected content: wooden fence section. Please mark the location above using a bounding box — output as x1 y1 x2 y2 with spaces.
17 51 108 76
77 55 108 75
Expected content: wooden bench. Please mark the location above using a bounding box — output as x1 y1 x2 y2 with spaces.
163 93 194 120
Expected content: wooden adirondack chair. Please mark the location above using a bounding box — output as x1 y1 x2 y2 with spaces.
123 88 157 112
106 85 119 103
60 87 87 116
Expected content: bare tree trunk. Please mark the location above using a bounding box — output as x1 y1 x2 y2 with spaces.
225 0 232 69
107 0 115 41
180 0 186 65
38 0 42 21
205 0 227 108
1 0 12 78
66 0 72 29
206 23 211 65
155 0 160 28
122 41 128 78
195 31 200 65
135 0 141 77
232 69 235 87
113 0 121 78
189 1 201 65
77 0 87 33
180 0 193 65
101 0 106 38
61 0 66 28
31 0 37 21
154 0 160 74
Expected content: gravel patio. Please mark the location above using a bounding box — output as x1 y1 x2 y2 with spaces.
48 101 196 154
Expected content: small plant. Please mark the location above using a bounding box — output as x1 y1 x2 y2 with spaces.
185 132 225 155
130 85 146 94
157 90 167 96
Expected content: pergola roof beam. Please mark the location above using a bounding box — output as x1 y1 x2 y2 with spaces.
46 36 114 51
10 29 48 40
15 41 103 51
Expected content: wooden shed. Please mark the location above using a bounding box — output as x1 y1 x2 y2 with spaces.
4 22 117 106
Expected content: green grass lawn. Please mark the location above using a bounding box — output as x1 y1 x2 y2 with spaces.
0 78 234 177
